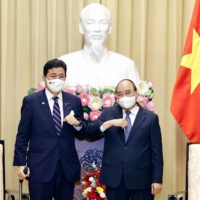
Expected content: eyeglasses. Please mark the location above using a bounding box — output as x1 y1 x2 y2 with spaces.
115 91 135 98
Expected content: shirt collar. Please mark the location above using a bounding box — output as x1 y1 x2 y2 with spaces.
122 105 139 116
82 46 110 64
45 88 63 101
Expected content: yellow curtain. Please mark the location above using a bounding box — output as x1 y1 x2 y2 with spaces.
0 0 195 199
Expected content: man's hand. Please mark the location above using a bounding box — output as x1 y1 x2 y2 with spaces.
102 119 128 130
151 183 162 195
111 119 128 129
63 114 80 126
18 166 30 180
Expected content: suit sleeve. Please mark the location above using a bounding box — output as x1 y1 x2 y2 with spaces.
13 97 32 166
73 97 91 136
150 115 164 184
84 108 107 137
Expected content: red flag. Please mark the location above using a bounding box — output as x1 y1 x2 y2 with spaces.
171 0 200 142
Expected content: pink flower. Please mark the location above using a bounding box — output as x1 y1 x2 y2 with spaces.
84 112 89 120
90 110 102 121
35 81 45 92
38 81 45 88
76 85 84 93
64 88 76 95
102 93 115 108
78 91 90 106
93 92 100 97
137 96 149 108
146 101 155 112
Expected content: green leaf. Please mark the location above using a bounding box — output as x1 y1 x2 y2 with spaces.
90 88 97 94
102 87 115 92
28 88 36 95
83 106 91 113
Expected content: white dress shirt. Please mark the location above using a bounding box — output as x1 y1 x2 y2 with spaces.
45 89 82 131
122 105 139 126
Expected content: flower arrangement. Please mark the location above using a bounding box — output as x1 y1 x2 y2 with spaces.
64 85 117 123
137 81 154 111
28 80 155 122
64 81 154 122
81 163 107 200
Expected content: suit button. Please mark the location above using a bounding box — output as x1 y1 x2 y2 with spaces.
121 159 124 162
124 147 127 150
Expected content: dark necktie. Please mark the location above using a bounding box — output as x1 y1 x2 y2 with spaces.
125 111 132 141
52 96 61 136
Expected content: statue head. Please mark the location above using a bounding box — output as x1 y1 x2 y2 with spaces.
79 3 112 62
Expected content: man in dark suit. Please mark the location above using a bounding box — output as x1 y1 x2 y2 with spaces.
13 59 84 200
86 79 163 200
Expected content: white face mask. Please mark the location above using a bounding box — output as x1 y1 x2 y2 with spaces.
45 78 65 93
117 96 136 109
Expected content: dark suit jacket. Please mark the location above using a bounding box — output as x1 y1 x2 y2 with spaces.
13 89 85 183
86 104 163 190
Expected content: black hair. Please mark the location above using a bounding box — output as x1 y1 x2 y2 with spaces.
43 59 67 76
115 79 137 92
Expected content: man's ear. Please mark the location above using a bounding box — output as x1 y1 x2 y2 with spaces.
108 22 112 34
79 22 84 34
135 91 139 98
42 76 47 84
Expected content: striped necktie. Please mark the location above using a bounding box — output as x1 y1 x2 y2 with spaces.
52 96 61 136
125 111 132 142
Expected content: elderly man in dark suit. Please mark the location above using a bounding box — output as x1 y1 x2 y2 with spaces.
13 59 85 200
86 79 163 200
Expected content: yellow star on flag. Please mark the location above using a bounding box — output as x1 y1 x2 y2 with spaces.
181 29 200 94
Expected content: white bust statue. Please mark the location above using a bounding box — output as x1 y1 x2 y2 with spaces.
59 3 140 89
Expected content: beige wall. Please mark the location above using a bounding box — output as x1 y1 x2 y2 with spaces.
0 0 195 199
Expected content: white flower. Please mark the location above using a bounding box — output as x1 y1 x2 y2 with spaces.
89 177 94 182
83 187 91 195
137 81 149 96
88 96 102 110
87 187 92 192
82 192 86 197
100 192 106 198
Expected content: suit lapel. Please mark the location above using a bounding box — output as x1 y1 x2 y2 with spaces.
61 92 73 135
114 107 126 143
39 90 57 134
126 106 146 144
62 92 72 118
